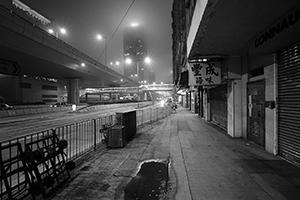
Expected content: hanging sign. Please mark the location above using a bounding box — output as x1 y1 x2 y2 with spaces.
189 62 221 85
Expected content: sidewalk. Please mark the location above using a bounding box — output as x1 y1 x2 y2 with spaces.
48 107 300 200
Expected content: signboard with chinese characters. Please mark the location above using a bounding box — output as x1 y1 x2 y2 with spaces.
189 62 221 85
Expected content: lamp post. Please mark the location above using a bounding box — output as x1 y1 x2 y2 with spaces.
96 34 107 66
110 61 120 73
125 57 151 108
48 27 67 39
115 61 120 72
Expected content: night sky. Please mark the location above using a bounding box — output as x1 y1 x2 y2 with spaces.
22 0 174 84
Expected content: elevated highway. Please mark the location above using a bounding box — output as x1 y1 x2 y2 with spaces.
0 5 136 99
81 84 174 102
84 84 174 93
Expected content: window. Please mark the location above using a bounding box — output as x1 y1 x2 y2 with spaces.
42 85 57 91
42 94 58 98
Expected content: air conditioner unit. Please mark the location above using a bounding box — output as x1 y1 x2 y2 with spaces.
108 125 126 148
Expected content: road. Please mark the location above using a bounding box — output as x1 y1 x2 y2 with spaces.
0 102 172 199
0 103 158 142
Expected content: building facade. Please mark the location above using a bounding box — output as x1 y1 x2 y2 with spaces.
123 25 154 84
0 0 64 105
172 0 300 166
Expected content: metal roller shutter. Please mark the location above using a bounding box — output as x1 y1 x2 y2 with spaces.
210 84 227 129
278 41 300 165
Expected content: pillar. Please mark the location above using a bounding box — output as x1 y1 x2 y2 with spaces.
67 78 80 104
227 80 242 138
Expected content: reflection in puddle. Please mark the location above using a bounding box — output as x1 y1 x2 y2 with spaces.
124 159 170 200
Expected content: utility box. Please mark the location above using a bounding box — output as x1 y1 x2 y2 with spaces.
116 111 136 141
108 125 126 148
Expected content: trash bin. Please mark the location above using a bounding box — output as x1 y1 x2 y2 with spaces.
116 110 136 141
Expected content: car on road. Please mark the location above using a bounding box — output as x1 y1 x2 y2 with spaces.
50 102 67 108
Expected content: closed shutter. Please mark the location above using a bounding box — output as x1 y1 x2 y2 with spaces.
278 41 300 165
210 84 227 129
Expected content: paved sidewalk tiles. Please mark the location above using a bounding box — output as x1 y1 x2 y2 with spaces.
45 107 300 200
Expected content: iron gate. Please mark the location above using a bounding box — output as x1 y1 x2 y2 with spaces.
247 80 265 147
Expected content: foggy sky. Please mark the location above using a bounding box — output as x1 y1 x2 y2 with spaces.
22 0 174 84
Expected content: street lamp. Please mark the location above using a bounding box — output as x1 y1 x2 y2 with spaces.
96 34 107 66
115 61 121 73
110 61 121 73
48 27 67 39
145 57 151 64
125 58 132 65
60 28 66 35
125 56 151 108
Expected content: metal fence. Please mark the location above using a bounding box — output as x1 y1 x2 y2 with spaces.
0 106 172 200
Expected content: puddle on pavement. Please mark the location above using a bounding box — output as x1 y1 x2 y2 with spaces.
124 159 170 200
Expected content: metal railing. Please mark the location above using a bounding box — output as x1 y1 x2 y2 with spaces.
0 106 172 200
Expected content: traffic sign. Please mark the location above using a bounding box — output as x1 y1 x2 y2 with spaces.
0 59 21 76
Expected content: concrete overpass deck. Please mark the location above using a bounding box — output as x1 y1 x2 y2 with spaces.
0 4 135 88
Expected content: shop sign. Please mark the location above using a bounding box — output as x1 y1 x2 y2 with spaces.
189 62 221 85
253 6 300 48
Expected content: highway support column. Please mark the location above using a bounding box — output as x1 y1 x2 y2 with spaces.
67 78 80 104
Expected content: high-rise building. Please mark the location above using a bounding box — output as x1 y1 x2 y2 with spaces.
123 24 153 84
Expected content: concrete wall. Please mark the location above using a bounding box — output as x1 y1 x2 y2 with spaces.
0 75 18 104
0 74 59 104
20 77 58 104
264 57 277 155
241 73 248 139
227 79 242 138
226 57 243 138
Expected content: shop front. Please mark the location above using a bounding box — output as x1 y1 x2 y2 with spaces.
188 61 225 124
247 3 300 164
210 84 227 129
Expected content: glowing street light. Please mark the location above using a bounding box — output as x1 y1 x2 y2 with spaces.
48 29 54 34
131 22 139 27
48 27 67 39
96 34 107 66
145 57 151 64
110 61 121 73
125 56 152 108
125 58 132 65
60 28 66 34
